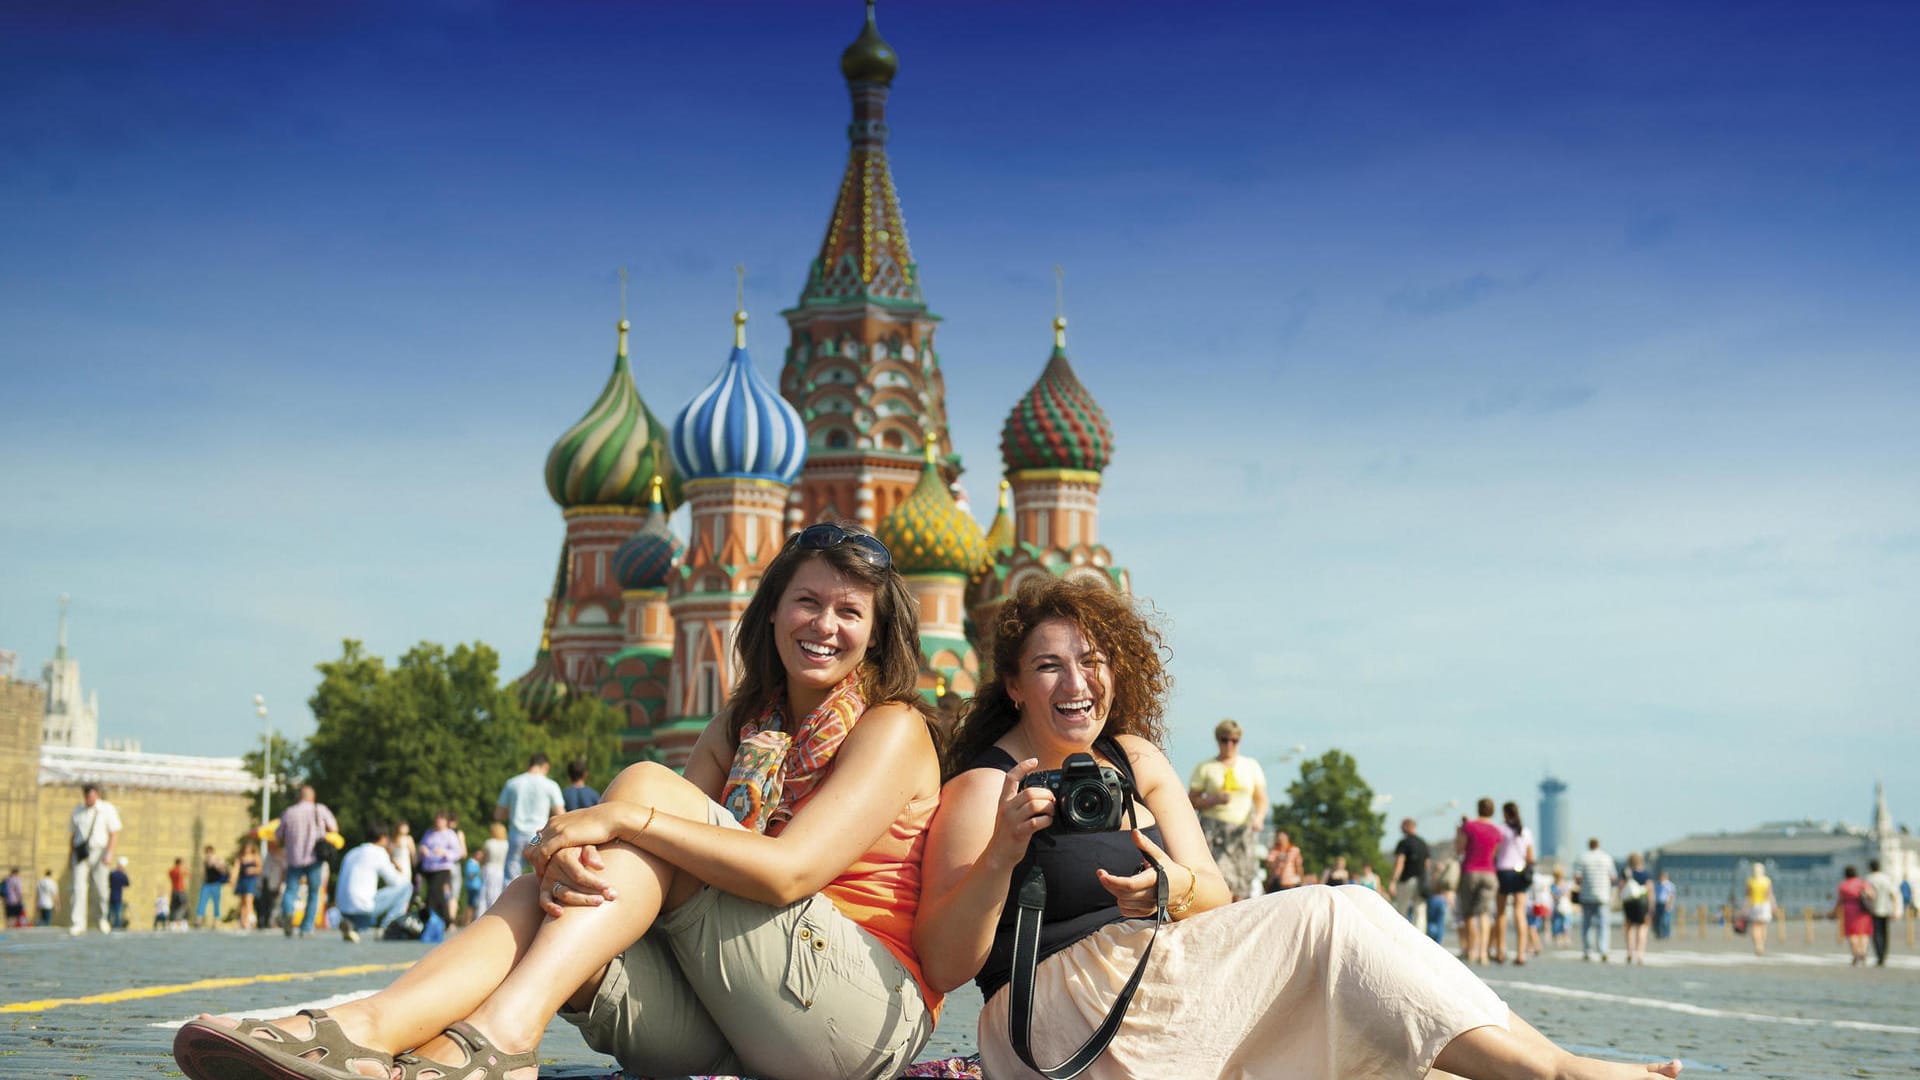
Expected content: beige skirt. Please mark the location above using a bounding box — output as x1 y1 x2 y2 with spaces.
979 883 1505 1080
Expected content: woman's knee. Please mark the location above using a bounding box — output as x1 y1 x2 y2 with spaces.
605 762 706 814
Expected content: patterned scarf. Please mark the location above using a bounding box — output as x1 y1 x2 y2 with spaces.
720 673 866 835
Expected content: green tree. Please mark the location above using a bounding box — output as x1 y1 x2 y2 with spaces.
526 694 623 800
239 732 304 829
1270 749 1386 877
304 640 534 846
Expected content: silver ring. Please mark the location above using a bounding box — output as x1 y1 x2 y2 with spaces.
552 882 564 898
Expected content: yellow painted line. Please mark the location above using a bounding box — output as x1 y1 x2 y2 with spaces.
0 961 414 1014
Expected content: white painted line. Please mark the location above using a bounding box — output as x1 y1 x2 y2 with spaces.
151 989 377 1029
1486 979 1920 1036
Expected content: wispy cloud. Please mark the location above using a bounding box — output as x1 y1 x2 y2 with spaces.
1386 271 1538 319
1464 384 1597 418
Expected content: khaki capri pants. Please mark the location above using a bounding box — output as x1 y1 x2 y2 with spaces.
561 798 933 1080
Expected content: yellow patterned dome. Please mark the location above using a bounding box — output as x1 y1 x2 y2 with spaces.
877 441 987 576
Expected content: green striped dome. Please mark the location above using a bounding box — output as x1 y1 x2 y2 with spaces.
545 321 679 510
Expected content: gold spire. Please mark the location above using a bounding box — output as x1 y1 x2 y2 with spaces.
539 628 552 652
998 478 1010 509
617 266 631 359
648 473 664 506
733 263 748 348
924 428 939 465
1053 264 1068 349
934 674 947 697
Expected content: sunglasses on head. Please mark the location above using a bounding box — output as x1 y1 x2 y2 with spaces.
792 523 892 570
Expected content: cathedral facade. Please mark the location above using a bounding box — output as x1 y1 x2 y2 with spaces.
515 5 1129 766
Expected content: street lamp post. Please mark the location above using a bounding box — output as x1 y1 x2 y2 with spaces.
255 694 271 825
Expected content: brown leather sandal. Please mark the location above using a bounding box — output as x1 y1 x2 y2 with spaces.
390 1022 539 1080
173 1007 394 1080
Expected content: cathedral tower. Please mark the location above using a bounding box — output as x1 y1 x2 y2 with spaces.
781 1 953 532
665 305 808 765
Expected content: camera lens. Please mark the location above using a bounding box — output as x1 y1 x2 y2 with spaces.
1066 781 1113 829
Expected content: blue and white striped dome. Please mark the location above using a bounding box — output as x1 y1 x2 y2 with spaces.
670 312 807 485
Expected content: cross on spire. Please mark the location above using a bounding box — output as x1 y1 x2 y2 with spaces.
732 264 749 348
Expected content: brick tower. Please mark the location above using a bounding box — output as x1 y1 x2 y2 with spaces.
780 1 954 533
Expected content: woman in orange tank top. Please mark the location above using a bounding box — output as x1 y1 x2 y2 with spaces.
175 523 945 1080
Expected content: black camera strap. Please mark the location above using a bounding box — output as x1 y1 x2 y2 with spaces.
1008 797 1169 1079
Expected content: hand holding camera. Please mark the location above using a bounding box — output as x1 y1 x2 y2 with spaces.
1018 752 1133 834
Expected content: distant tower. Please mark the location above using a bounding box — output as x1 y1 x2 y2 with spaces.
1872 779 1895 850
1538 775 1570 863
602 476 682 762
781 1 953 530
534 315 681 693
41 595 99 750
874 436 987 700
968 314 1128 662
666 300 807 765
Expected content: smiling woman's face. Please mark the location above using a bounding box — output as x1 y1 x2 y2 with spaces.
1006 618 1112 759
771 555 876 704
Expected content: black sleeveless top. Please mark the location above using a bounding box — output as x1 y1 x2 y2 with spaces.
970 736 1164 999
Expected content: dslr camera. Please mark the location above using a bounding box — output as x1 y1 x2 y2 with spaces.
1020 752 1133 833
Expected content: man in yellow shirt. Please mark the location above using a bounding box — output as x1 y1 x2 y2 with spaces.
1188 718 1268 900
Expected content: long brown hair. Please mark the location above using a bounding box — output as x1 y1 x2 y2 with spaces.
723 522 927 742
944 577 1170 778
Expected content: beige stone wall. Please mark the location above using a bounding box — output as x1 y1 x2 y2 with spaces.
0 680 46 876
35 782 254 926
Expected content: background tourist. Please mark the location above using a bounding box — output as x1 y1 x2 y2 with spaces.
391 819 417 893
3 867 24 927
36 868 57 926
334 825 413 943
1652 870 1676 939
1389 817 1429 931
276 783 340 938
107 857 130 930
1864 858 1898 967
417 810 464 930
1456 799 1503 965
167 857 189 931
196 844 229 929
1264 829 1303 893
1187 718 1267 900
1744 862 1777 956
1494 800 1534 964
68 782 122 935
1833 864 1872 966
1575 836 1616 962
494 751 564 878
1427 854 1459 945
562 757 601 811
477 821 508 913
232 841 262 930
1619 852 1652 964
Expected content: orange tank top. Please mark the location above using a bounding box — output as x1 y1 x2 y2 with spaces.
819 790 944 1019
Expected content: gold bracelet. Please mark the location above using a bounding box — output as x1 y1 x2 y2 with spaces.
1166 863 1198 918
639 805 657 835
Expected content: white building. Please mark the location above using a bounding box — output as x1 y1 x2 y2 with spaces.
41 596 99 750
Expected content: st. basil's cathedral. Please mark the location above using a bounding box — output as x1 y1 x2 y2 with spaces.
515 4 1130 767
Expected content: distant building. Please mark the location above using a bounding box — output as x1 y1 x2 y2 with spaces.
41 596 99 750
1652 782 1917 916
2 671 254 929
1538 775 1569 865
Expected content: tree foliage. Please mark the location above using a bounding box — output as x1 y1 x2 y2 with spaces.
1270 748 1386 877
300 640 616 848
239 732 305 829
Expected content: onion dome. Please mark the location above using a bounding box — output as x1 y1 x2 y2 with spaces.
514 633 569 722
546 319 676 509
611 476 681 591
840 0 898 85
1001 316 1114 474
877 439 988 576
982 479 1014 564
671 311 807 485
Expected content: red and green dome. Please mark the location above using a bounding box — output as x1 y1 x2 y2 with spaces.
876 444 987 576
612 477 681 591
545 320 680 510
514 637 570 722
1000 317 1113 475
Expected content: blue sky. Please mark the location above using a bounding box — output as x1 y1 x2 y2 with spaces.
3 1 1916 857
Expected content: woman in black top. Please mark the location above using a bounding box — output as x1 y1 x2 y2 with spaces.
915 578 1682 1079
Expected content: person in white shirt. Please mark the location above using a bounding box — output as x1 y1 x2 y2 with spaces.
495 752 565 878
1574 838 1616 961
68 784 123 935
334 826 413 943
1864 858 1899 967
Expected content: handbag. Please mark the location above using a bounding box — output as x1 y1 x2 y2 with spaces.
1007 748 1167 1080
72 808 98 863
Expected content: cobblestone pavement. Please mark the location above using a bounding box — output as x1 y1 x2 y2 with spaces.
3 922 1916 1078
